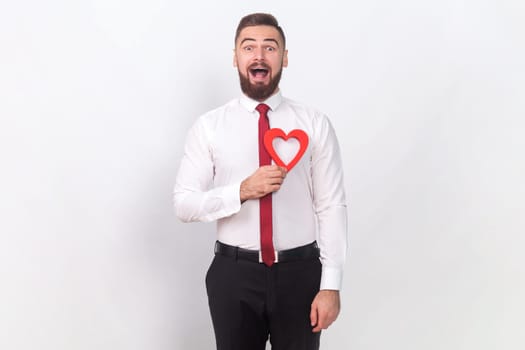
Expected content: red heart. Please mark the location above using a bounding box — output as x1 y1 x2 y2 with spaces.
263 128 309 171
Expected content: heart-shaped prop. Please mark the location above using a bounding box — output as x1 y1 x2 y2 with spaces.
263 128 309 171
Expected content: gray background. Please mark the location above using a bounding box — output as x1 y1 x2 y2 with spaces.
1 0 524 349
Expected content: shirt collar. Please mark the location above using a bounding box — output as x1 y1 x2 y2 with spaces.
239 90 283 113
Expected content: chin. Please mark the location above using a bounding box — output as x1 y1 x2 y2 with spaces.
238 69 282 101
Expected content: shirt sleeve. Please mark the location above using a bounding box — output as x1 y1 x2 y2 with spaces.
173 117 242 223
311 115 348 290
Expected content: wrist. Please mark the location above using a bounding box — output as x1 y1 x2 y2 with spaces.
319 289 339 294
239 179 248 203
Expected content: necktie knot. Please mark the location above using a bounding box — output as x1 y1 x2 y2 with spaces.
256 103 270 116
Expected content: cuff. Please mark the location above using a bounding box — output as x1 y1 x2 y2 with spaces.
320 265 343 291
219 181 242 216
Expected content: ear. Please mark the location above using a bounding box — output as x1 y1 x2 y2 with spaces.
233 49 237 67
282 49 289 68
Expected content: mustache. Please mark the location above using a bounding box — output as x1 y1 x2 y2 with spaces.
248 62 271 70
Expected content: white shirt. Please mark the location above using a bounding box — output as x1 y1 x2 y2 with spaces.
173 91 348 290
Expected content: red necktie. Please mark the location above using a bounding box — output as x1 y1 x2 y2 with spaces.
256 103 275 266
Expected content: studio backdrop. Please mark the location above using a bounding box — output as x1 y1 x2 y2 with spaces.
1 0 524 349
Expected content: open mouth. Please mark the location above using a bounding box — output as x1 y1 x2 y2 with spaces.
249 67 270 81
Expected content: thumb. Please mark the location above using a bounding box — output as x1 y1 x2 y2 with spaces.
310 302 318 326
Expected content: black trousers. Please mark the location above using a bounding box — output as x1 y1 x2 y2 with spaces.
205 250 322 350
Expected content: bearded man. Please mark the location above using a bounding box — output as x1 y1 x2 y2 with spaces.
174 13 348 350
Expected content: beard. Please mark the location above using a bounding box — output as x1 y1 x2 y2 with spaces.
238 64 283 101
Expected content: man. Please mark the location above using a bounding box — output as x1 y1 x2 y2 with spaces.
174 13 347 350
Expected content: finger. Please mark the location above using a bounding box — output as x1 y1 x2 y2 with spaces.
312 315 324 333
264 171 282 178
269 177 284 185
262 175 283 185
310 303 318 328
259 170 282 180
269 184 281 192
265 173 286 182
316 311 328 331
257 166 275 176
268 167 287 178
262 165 280 172
266 165 288 176
273 167 288 177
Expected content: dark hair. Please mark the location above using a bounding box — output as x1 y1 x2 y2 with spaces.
235 13 286 48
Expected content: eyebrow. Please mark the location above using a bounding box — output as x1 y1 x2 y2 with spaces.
240 38 280 47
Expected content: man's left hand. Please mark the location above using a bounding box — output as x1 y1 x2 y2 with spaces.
310 290 340 333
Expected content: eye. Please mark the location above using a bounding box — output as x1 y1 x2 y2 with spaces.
266 46 276 52
243 46 253 52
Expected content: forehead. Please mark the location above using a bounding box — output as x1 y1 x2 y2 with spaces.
236 25 284 46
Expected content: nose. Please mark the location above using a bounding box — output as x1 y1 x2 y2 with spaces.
253 46 265 60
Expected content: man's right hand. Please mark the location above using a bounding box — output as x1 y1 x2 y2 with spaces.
240 165 287 203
